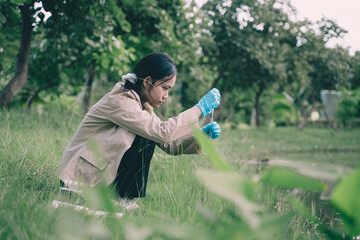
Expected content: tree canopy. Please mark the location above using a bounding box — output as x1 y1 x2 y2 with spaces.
0 0 358 127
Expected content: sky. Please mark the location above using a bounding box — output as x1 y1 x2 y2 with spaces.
194 0 360 55
290 0 360 55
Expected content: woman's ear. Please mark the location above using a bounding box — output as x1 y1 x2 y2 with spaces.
143 76 152 90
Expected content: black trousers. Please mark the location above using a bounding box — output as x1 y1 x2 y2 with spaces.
109 135 155 199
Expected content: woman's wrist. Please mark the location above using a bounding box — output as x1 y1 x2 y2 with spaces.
191 105 202 118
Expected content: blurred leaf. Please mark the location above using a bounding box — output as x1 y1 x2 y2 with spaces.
260 212 296 233
125 224 152 240
10 0 31 4
86 137 108 169
85 38 101 48
196 168 260 229
331 167 360 236
267 159 350 182
229 212 297 239
139 218 214 240
195 204 217 224
271 94 289 102
81 185 115 213
192 126 232 172
272 101 291 112
108 0 131 33
260 168 327 192
0 12 6 24
100 53 110 69
57 208 110 240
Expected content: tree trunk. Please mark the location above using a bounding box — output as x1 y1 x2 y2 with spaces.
296 106 313 130
254 83 264 127
294 95 305 127
0 4 34 108
210 69 225 90
297 88 316 130
25 83 54 110
250 107 256 127
82 62 95 113
262 105 272 128
296 95 305 117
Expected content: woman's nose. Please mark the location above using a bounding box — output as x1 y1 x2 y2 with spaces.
163 91 168 99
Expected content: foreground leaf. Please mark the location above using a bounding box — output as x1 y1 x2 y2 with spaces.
331 167 360 236
196 169 260 229
129 218 214 240
223 212 296 240
260 168 327 192
192 126 232 172
81 185 116 213
267 159 351 182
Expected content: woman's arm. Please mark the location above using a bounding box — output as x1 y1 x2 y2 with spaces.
156 124 202 155
104 92 202 144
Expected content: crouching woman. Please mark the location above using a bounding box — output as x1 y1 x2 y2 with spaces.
56 53 221 202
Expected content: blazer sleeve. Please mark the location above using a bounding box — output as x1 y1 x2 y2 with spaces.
156 124 202 155
105 92 200 144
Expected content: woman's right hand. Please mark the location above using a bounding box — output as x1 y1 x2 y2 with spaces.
201 122 221 139
196 88 221 116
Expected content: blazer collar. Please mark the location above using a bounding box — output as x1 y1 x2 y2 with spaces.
124 81 153 115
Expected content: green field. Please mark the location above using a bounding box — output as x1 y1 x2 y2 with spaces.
1 109 359 240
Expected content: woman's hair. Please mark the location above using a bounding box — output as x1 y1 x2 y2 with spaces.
133 53 177 90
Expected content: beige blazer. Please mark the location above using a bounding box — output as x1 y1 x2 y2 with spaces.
56 82 201 190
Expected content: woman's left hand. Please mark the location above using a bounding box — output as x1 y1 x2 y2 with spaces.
201 122 221 139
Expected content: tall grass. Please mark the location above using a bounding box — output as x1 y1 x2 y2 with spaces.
0 109 359 239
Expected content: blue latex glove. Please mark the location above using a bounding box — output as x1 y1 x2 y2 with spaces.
201 122 221 139
196 88 221 116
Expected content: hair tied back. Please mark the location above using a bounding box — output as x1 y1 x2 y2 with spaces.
122 73 137 84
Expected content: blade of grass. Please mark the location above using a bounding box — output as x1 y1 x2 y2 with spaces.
192 126 232 172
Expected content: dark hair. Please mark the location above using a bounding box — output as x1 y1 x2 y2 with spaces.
133 53 177 90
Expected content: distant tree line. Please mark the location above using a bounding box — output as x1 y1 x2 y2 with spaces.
1 0 359 128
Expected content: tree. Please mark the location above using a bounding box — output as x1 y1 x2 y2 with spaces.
36 0 197 113
0 2 20 87
0 0 36 108
112 0 205 116
34 0 136 112
295 18 351 130
351 51 360 89
200 0 298 126
24 34 60 109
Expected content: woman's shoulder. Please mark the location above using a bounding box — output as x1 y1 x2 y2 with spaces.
108 82 141 103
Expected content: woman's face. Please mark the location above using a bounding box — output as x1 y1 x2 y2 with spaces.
142 75 176 108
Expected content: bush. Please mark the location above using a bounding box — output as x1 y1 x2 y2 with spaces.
336 88 360 127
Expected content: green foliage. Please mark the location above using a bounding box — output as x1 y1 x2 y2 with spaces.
40 94 82 113
0 1 21 85
331 167 360 236
0 109 359 239
10 0 32 4
196 169 261 229
1 0 357 127
336 88 360 127
192 126 232 172
351 52 360 89
265 92 294 126
193 120 360 239
199 0 353 127
260 168 326 192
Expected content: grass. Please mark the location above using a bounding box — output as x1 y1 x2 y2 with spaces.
0 109 359 239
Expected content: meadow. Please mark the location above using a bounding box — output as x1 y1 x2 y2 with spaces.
0 109 359 240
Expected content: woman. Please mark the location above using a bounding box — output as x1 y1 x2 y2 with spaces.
56 53 221 206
